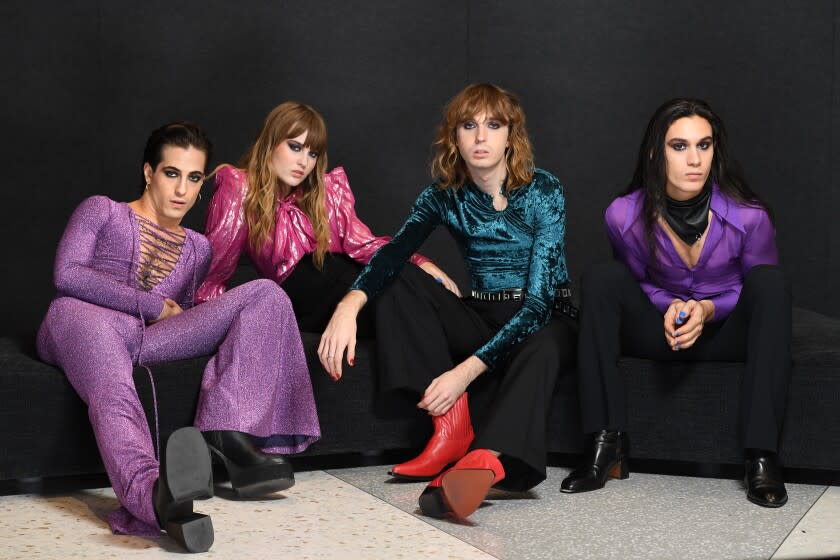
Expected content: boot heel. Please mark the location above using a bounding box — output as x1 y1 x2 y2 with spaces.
608 460 629 480
166 513 214 553
207 438 294 497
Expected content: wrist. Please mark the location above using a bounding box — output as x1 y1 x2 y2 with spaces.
460 355 487 382
700 300 715 322
339 290 367 314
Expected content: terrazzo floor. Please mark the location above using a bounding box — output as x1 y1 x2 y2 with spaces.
0 467 837 559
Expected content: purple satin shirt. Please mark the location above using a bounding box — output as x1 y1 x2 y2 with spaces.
605 185 778 320
197 165 429 302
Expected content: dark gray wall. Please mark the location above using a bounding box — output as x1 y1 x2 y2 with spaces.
2 1 838 336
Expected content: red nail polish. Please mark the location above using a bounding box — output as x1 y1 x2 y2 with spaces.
348 359 355 366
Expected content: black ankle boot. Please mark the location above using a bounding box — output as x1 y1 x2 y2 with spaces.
203 430 294 498
560 430 629 493
745 449 788 508
153 427 214 553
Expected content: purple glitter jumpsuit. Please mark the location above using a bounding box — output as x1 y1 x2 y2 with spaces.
36 196 320 536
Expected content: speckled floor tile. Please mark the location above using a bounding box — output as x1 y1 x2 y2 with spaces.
773 485 840 559
0 470 495 559
327 466 827 560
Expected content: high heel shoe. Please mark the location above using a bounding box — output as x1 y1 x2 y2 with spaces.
203 430 294 498
745 449 788 508
153 427 214 553
560 430 629 493
418 449 505 520
390 392 474 481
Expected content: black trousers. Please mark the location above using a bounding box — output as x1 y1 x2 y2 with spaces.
577 261 792 452
282 253 376 337
376 265 578 491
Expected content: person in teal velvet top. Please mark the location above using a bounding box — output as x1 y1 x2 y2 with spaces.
349 167 569 368
318 83 576 522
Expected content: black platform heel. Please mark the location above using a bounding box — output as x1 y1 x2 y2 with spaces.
154 427 214 553
203 430 294 498
560 430 629 493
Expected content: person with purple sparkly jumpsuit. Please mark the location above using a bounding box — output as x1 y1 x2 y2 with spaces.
36 122 319 552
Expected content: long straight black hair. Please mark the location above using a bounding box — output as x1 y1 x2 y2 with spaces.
625 98 771 261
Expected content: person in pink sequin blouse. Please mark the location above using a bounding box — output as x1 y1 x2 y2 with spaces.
197 102 458 333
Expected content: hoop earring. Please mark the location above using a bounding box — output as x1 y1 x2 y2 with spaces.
198 191 202 201
145 183 150 190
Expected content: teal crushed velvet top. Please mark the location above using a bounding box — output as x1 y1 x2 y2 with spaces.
351 168 569 368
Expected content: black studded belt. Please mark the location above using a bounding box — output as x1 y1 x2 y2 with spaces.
469 286 578 320
470 288 526 302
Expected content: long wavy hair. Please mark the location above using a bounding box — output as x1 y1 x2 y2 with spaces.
626 97 771 260
431 83 534 192
240 102 330 267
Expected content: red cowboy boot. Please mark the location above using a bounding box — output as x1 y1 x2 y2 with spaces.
418 449 506 520
390 392 474 480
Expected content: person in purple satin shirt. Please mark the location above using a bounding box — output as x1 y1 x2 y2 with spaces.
197 101 458 333
561 99 791 508
37 123 320 552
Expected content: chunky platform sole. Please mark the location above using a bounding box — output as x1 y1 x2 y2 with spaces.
207 445 294 498
419 469 495 520
159 427 214 553
165 510 214 553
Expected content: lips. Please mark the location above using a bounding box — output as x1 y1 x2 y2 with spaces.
291 170 304 179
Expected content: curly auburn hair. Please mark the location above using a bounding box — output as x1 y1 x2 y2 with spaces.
431 83 534 192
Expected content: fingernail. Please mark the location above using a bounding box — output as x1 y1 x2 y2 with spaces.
675 344 680 350
678 311 686 318
348 359 355 366
673 331 679 337
435 277 443 283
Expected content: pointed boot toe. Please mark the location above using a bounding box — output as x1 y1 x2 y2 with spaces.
391 392 474 481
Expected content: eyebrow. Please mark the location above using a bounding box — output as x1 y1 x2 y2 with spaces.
162 165 205 176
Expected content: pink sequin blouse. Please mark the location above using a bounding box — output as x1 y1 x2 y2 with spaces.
197 165 430 302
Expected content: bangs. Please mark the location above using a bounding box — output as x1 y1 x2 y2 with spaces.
451 86 518 126
286 113 327 153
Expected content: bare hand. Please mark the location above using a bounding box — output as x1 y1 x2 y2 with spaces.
318 290 367 381
664 299 714 351
418 356 486 415
153 298 182 323
419 261 462 297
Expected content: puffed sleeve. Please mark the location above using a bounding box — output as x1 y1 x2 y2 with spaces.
327 168 431 267
473 173 569 368
350 184 443 299
54 196 165 319
196 165 250 302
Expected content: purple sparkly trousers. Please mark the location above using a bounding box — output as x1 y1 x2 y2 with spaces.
36 197 319 536
38 280 319 535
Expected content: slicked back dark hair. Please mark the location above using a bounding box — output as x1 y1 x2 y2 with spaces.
141 121 212 190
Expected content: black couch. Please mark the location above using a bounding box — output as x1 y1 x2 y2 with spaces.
2 304 839 484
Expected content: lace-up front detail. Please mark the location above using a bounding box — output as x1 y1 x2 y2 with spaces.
135 215 185 291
